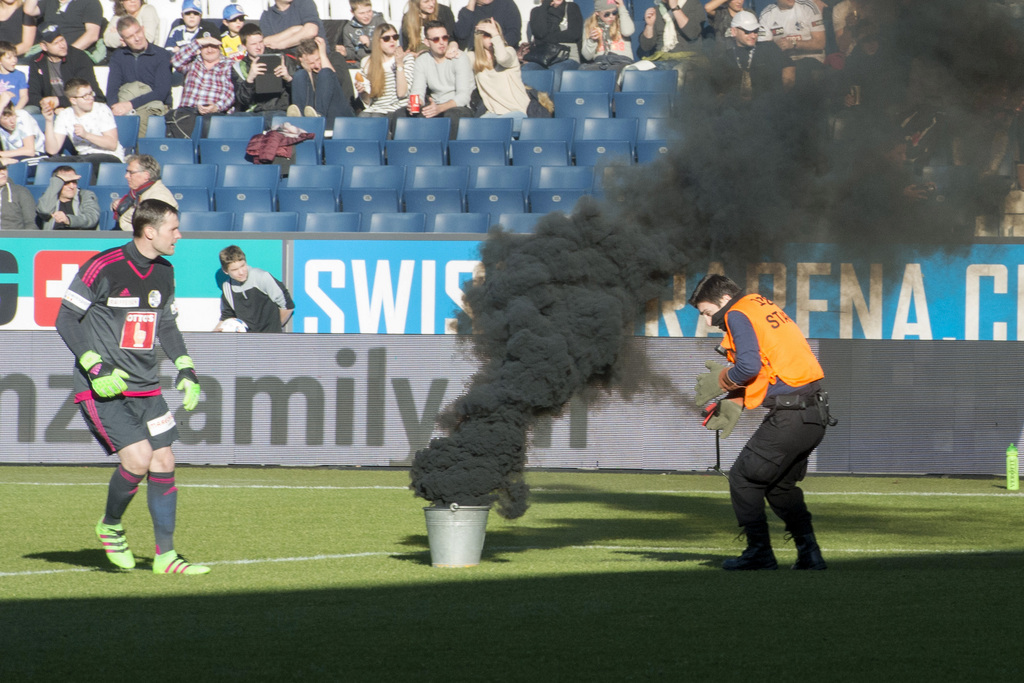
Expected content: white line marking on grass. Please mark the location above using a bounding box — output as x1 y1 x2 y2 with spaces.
0 482 408 490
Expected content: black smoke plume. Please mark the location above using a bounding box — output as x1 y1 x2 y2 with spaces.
411 0 1024 519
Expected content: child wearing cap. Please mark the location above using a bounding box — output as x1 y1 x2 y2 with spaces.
165 0 219 53
221 4 247 61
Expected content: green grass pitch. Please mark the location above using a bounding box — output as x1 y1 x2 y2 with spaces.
1 467 1021 681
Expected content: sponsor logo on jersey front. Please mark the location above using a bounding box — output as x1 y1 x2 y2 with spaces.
107 297 140 307
120 311 157 350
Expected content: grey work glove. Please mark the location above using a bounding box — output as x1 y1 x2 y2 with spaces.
694 360 728 407
705 399 743 438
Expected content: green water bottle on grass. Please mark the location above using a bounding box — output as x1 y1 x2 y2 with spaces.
1008 444 1019 492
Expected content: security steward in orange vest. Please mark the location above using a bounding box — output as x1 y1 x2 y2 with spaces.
689 274 835 571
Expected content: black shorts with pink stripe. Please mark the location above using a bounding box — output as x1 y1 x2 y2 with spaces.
78 394 180 455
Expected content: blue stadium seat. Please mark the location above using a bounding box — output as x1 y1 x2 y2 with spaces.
511 140 571 167
636 140 670 164
404 189 465 215
26 184 48 201
290 140 322 165
406 164 469 192
467 189 526 215
91 185 124 210
4 163 28 185
520 69 556 94
620 69 679 94
139 138 196 165
552 92 612 121
529 189 588 214
345 165 405 192
205 115 264 139
385 139 447 166
393 117 451 141
33 162 93 186
331 116 388 142
366 212 426 233
237 211 300 232
144 115 166 138
341 165 404 216
323 139 383 166
277 187 339 214
214 187 274 214
98 209 116 230
284 165 344 196
448 140 508 166
532 165 596 191
168 186 213 212
162 163 217 188
579 117 638 150
114 115 140 154
558 69 616 93
302 212 362 232
200 138 251 166
429 212 491 234
470 165 531 191
613 91 673 121
178 211 235 231
457 118 514 147
519 117 576 143
640 117 674 141
95 162 127 186
497 212 543 233
575 140 634 167
218 164 281 191
270 115 326 154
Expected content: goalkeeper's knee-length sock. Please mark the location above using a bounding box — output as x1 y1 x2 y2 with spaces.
147 471 178 555
102 465 145 526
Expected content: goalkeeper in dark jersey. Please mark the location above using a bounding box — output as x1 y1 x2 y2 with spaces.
55 199 210 575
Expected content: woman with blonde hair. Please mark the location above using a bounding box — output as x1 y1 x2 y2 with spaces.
104 0 161 49
356 23 416 126
401 0 456 54
580 0 635 71
471 18 533 134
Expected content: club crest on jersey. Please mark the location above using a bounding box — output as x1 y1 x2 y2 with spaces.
120 311 157 350
148 290 162 308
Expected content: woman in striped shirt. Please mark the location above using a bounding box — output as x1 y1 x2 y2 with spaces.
356 23 416 126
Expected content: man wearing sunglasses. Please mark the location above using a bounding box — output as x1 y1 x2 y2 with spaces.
454 0 521 51
409 21 475 136
709 10 794 99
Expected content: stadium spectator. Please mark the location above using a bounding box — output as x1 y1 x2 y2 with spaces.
454 0 521 51
689 274 832 571
831 0 893 58
0 95 46 160
233 23 298 126
400 0 457 54
523 0 583 76
23 0 105 62
164 0 219 53
339 0 386 64
471 18 531 133
106 16 173 136
36 164 99 229
708 10 793 100
220 4 248 61
0 160 36 229
55 198 210 575
705 0 746 43
218 244 295 333
409 21 475 137
170 31 235 115
287 37 354 123
758 0 826 87
0 0 38 57
260 0 326 51
637 0 706 84
43 77 125 178
0 42 28 111
28 25 105 113
113 153 176 231
580 0 634 71
356 23 414 126
103 0 161 50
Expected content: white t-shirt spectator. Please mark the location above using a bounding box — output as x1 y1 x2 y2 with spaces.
1 110 46 156
53 103 126 160
758 0 825 63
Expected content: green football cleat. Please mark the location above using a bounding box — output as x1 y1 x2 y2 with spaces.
152 550 211 575
95 519 136 570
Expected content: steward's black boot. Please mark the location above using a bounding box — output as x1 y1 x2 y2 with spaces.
722 529 778 571
791 533 827 570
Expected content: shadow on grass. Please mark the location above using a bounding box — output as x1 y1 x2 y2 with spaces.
4 551 1024 680
22 549 144 573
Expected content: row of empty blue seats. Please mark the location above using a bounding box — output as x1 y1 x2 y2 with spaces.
176 211 543 234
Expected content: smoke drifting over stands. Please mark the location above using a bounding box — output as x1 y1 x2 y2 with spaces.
410 0 1024 519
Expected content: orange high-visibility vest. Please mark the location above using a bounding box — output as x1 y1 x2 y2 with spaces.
720 294 825 410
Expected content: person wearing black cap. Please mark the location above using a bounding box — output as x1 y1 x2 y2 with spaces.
27 25 104 114
0 160 37 230
36 164 99 229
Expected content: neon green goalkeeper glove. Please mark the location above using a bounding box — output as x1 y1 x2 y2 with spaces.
174 355 200 411
80 350 129 398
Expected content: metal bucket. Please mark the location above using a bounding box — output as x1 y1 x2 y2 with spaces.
423 503 490 567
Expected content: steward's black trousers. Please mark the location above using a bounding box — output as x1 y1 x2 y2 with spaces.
729 401 827 535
